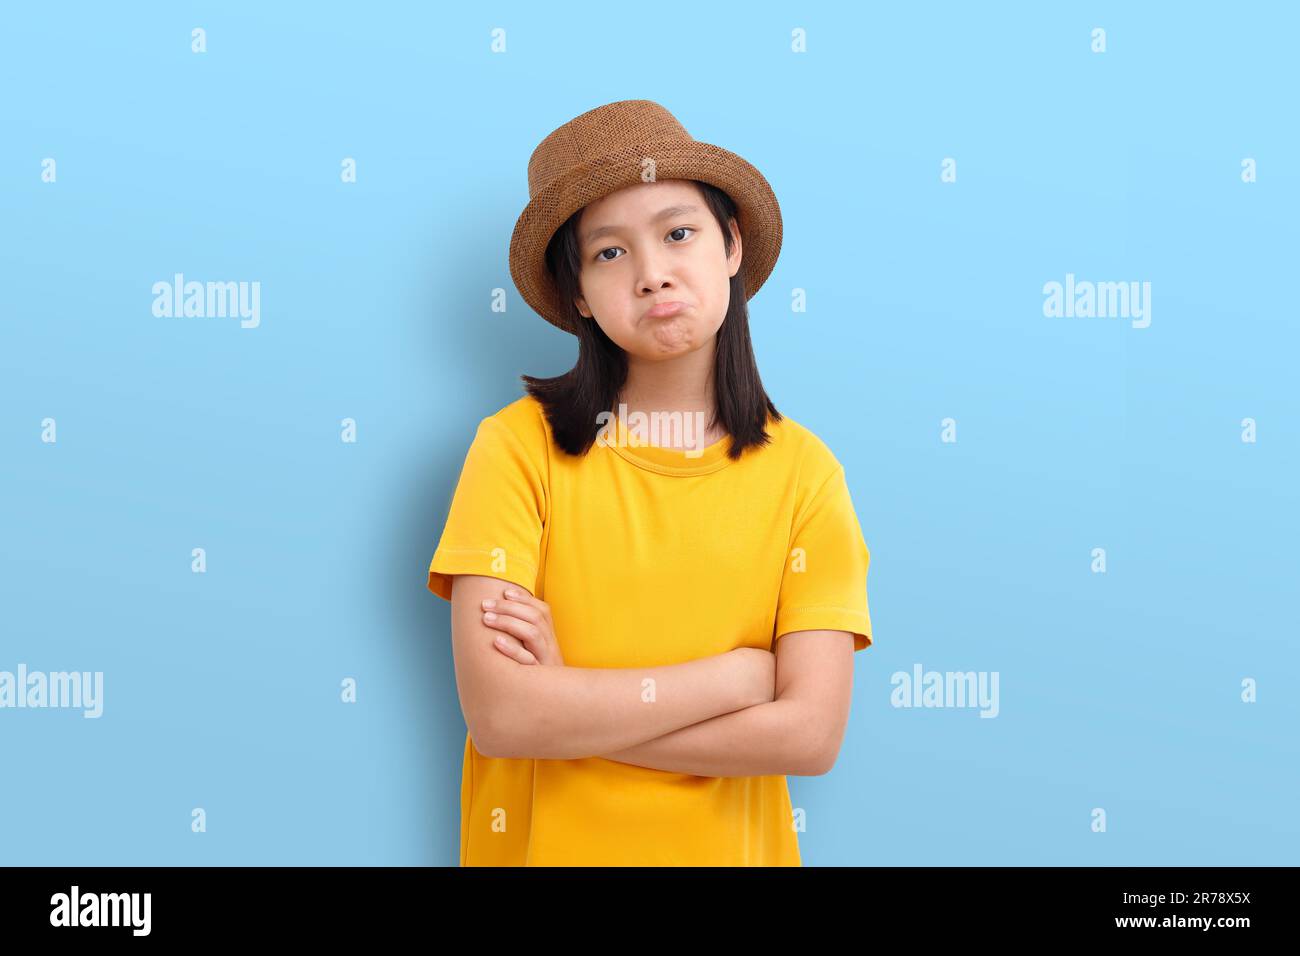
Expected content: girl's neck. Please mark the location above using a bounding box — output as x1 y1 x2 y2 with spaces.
615 347 724 451
618 338 717 422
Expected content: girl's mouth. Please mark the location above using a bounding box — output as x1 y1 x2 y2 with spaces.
643 300 688 319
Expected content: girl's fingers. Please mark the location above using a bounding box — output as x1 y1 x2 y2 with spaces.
482 611 542 650
491 633 538 664
500 586 533 604
500 588 553 623
481 598 542 625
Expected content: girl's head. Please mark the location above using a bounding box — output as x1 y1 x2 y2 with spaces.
565 178 740 359
522 178 781 459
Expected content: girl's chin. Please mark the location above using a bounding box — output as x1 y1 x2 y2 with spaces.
642 317 700 352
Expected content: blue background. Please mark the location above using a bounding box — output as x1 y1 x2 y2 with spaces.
2 1 1296 865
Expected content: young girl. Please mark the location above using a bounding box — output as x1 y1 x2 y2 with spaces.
427 100 873 866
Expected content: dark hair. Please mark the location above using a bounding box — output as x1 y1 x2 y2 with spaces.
521 179 781 460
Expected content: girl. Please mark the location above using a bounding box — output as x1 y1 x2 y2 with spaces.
427 100 873 866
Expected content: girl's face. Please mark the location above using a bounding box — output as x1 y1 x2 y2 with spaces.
572 179 742 360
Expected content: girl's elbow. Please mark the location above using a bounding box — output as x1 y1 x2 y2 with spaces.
810 744 841 775
473 704 556 759
792 724 844 776
791 747 835 776
468 705 518 759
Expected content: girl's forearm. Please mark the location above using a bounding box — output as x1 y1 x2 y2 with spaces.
482 651 766 760
597 698 822 777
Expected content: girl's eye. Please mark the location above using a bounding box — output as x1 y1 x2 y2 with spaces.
593 227 696 263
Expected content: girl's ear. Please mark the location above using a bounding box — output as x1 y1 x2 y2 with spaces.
574 293 590 319
726 217 743 278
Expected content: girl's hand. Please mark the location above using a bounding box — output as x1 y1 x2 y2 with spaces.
728 646 777 708
481 586 565 666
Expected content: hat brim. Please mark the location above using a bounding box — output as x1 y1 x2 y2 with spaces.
509 138 783 335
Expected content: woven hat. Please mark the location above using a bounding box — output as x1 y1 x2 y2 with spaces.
509 99 783 335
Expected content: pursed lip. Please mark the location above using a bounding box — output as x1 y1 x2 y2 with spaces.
643 300 688 319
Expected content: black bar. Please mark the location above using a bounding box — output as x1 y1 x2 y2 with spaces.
0 865 1283 941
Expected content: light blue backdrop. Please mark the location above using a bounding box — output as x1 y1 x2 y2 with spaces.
2 2 1296 866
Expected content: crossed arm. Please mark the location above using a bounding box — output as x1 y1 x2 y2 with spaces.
447 575 856 777
598 631 855 777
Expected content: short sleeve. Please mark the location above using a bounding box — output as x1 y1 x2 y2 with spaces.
426 415 546 602
773 466 873 651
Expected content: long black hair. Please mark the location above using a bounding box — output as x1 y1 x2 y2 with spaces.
521 179 781 460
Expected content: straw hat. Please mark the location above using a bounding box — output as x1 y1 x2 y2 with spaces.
508 99 783 335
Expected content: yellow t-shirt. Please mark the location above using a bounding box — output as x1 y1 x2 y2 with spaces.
426 393 872 866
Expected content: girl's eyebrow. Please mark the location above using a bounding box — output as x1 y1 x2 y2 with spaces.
581 204 700 246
